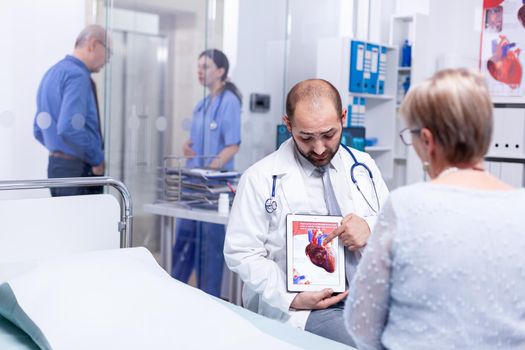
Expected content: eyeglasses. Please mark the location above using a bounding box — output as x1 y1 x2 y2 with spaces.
399 127 422 146
97 40 114 56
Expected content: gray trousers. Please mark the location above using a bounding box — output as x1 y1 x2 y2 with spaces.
305 303 357 347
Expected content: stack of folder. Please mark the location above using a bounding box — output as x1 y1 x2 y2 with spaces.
349 40 388 95
163 167 240 207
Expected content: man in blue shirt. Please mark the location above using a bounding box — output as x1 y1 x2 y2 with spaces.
34 24 112 196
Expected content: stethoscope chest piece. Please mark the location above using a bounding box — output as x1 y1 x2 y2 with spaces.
265 175 279 213
265 197 277 213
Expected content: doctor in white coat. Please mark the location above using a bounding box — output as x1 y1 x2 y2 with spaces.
224 79 389 346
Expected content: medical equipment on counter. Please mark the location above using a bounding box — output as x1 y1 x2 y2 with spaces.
161 155 240 209
264 143 381 214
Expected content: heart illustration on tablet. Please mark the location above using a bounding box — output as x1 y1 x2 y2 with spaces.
305 229 336 273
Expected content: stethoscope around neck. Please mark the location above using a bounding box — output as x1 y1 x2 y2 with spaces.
202 90 225 131
264 143 381 214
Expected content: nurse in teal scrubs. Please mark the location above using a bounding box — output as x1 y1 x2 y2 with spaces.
172 49 242 297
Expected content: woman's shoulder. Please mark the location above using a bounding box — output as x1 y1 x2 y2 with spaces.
389 182 429 200
391 182 525 204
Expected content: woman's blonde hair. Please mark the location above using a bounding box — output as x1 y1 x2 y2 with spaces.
400 68 493 165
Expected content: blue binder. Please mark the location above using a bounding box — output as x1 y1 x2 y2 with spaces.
349 40 365 93
362 43 372 93
377 46 388 95
367 43 380 94
359 97 366 127
347 96 360 127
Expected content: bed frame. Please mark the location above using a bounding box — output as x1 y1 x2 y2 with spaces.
0 177 133 249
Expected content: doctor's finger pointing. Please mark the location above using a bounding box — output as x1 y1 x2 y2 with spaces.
324 224 345 244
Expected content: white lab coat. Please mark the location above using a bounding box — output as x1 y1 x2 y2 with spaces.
224 138 389 329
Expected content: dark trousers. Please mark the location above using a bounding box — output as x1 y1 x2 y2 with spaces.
47 156 103 197
305 303 357 347
171 219 226 297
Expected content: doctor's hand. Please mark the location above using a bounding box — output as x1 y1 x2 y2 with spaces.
183 139 196 157
325 214 371 251
290 289 349 310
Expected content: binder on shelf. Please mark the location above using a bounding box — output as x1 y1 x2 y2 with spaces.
489 108 505 156
346 102 352 127
490 108 525 157
504 108 525 157
487 161 501 178
367 43 380 94
362 43 372 93
349 40 365 93
500 162 524 187
347 96 361 127
359 97 366 126
348 97 366 127
377 46 388 94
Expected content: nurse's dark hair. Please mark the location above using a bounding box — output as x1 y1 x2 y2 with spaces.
200 49 242 105
285 79 342 123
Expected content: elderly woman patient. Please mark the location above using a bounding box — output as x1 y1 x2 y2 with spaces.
344 68 525 350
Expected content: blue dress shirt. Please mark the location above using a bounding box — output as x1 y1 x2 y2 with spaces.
34 55 103 166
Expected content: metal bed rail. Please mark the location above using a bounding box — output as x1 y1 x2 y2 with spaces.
0 177 133 248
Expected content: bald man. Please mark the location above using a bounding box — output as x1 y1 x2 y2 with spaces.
224 79 389 346
34 24 112 196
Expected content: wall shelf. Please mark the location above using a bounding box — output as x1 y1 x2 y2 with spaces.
317 37 399 179
389 12 429 189
365 146 392 152
485 155 525 163
348 93 395 101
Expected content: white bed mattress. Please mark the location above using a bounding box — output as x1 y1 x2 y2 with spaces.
0 248 354 350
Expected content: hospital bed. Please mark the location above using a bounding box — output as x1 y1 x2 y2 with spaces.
0 177 354 350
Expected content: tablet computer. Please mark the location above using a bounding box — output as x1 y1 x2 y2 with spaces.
286 214 346 293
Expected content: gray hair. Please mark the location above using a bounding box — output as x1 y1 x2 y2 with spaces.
74 24 107 48
400 68 493 165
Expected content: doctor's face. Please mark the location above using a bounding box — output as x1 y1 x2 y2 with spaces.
285 97 346 167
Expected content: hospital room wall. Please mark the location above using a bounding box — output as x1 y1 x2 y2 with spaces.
233 0 368 170
230 0 288 170
393 0 482 72
0 0 87 199
394 0 525 186
412 0 485 184
234 0 348 170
